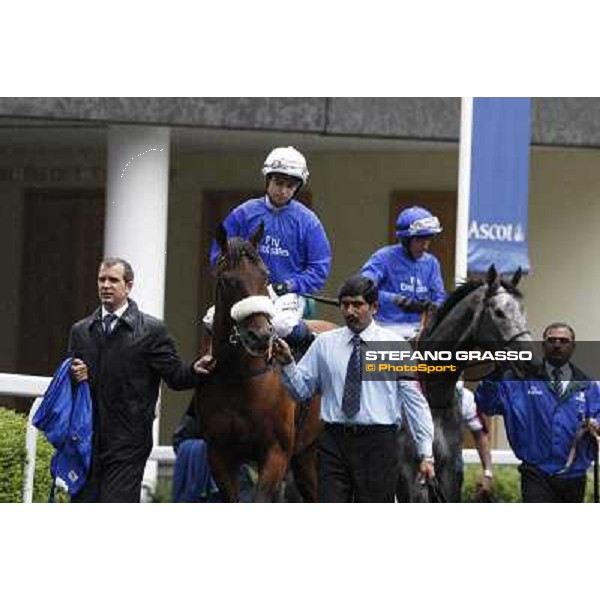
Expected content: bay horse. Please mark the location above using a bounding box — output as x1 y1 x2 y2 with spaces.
396 264 542 502
192 222 326 502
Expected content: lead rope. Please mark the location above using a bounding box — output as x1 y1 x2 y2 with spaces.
558 418 600 502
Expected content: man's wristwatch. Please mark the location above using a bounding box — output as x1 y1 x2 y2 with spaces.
483 468 494 479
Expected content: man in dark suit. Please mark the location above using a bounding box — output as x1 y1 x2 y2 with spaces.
69 257 214 502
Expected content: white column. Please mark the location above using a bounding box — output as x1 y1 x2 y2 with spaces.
105 125 170 317
105 125 171 501
455 97 473 285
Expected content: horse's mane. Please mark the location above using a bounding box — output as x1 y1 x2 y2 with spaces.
425 276 522 336
498 278 523 299
425 279 484 336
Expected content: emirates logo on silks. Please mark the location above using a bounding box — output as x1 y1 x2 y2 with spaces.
527 386 544 396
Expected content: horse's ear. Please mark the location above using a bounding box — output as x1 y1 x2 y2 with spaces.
216 222 228 255
511 267 523 288
486 264 499 293
249 221 265 249
486 264 498 285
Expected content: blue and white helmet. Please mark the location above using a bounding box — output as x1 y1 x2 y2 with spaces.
396 206 443 238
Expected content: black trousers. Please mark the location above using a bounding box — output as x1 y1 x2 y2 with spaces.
72 454 148 503
519 463 587 503
318 423 398 503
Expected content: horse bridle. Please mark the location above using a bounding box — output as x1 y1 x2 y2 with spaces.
229 322 276 360
219 277 277 360
475 288 531 346
216 247 276 374
465 288 531 378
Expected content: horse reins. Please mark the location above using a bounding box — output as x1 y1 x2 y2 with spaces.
226 324 276 379
230 323 276 360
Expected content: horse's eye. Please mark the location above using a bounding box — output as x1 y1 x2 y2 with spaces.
494 308 506 319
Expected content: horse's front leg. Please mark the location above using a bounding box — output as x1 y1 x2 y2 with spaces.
289 442 318 502
208 447 240 502
255 446 289 502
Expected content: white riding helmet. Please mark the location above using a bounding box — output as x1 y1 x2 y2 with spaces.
262 146 309 185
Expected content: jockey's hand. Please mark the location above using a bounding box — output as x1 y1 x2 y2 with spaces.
194 354 216 376
399 298 434 313
273 282 291 297
272 338 293 365
70 359 89 383
415 299 435 312
418 458 435 481
392 294 410 309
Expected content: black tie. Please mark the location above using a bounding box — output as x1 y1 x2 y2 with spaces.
551 367 563 396
103 313 117 336
342 334 362 417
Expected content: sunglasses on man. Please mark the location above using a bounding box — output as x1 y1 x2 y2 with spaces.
544 337 572 345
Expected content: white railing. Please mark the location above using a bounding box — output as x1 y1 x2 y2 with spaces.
1 371 518 502
463 448 519 465
150 448 517 465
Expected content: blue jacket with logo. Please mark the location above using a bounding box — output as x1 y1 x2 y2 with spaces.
475 366 600 478
361 245 446 325
33 358 93 495
209 197 332 294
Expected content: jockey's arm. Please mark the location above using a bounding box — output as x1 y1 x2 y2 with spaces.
290 222 332 294
361 258 400 317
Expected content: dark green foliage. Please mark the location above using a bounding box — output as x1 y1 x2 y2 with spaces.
150 477 173 503
0 407 55 502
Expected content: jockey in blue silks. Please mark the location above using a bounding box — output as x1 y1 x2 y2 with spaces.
361 206 446 340
206 146 332 345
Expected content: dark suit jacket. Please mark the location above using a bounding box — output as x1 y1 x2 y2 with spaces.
68 299 200 464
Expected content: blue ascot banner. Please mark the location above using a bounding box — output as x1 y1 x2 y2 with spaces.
467 98 531 274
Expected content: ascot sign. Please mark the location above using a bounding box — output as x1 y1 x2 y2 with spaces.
468 221 526 243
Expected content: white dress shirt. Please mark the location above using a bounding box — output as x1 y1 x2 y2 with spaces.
101 301 129 333
281 320 434 457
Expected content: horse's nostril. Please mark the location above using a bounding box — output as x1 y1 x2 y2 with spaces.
255 331 269 344
246 330 260 342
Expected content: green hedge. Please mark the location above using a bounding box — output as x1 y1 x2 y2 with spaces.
462 464 598 502
0 407 55 502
